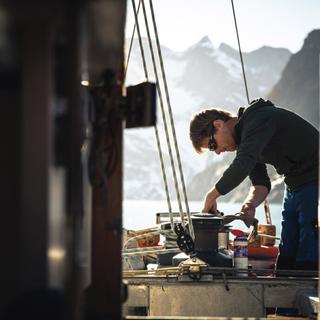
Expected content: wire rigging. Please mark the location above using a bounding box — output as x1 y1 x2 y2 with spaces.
129 0 195 237
130 0 174 230
230 0 250 104
230 0 271 218
148 0 194 239
130 0 148 82
124 0 142 82
140 0 188 229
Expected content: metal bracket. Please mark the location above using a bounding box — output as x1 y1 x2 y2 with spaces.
174 223 195 256
124 81 157 128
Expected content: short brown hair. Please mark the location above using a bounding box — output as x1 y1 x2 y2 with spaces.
189 108 232 153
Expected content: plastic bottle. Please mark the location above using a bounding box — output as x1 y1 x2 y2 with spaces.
234 236 248 277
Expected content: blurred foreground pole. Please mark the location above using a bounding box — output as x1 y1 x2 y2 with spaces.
0 1 126 319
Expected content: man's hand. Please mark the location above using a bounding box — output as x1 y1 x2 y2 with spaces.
240 202 256 218
223 212 258 229
201 188 221 214
239 202 256 228
241 185 269 218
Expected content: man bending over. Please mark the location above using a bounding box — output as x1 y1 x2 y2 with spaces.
189 98 318 270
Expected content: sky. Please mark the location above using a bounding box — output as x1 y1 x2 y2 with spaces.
125 0 320 53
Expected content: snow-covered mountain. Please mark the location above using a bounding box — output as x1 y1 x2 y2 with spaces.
268 29 320 128
124 36 291 200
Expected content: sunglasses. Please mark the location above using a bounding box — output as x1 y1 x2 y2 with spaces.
208 127 217 151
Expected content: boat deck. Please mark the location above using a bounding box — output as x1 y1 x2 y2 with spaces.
123 273 318 318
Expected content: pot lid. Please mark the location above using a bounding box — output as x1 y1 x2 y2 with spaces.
191 213 224 226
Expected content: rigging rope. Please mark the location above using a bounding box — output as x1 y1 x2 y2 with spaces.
124 0 142 82
148 0 194 239
127 0 195 239
130 0 148 81
139 0 189 232
130 0 174 231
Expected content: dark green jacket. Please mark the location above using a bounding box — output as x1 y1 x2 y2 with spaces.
215 98 319 195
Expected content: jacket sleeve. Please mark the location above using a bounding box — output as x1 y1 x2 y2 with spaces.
249 162 271 191
215 112 275 195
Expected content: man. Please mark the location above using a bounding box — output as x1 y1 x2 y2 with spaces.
189 98 319 270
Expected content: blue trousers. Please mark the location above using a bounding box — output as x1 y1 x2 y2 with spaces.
277 184 318 270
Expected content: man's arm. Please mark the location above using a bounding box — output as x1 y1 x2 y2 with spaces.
241 185 269 218
241 162 271 217
203 110 274 214
201 187 221 214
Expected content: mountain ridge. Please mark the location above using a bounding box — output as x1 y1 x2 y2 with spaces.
268 29 320 128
